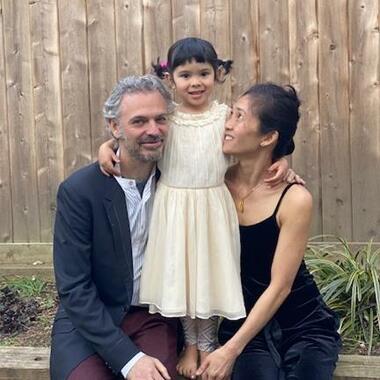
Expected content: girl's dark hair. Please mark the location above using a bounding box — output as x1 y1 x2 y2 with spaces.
242 83 301 160
152 37 232 82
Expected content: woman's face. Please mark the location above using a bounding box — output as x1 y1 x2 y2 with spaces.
223 95 263 156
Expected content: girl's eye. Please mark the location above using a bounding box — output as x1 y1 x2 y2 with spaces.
201 71 210 77
180 73 190 79
237 113 244 121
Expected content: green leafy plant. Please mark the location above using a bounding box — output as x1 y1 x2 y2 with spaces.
5 276 46 298
306 236 380 355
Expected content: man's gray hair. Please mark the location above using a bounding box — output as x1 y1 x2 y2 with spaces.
103 74 173 122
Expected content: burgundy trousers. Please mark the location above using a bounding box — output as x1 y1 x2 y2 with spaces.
68 307 178 380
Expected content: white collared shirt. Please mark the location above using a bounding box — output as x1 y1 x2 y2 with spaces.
114 169 156 378
114 168 156 305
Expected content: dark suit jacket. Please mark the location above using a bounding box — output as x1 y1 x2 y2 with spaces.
50 162 145 379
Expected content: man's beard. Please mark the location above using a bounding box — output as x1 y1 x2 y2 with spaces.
123 136 164 163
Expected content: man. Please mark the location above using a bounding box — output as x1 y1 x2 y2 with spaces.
50 75 177 380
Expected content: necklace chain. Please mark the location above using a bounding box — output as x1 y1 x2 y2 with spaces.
238 182 263 213
226 180 264 213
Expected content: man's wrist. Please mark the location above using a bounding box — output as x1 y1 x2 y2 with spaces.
120 352 145 378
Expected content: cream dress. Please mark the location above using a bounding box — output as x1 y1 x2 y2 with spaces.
139 101 245 320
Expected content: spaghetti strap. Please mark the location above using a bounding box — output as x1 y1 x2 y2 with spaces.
273 183 297 216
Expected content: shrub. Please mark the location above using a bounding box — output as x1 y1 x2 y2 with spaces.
306 237 380 355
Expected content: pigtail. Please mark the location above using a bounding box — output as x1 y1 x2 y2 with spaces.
151 57 169 79
216 59 233 82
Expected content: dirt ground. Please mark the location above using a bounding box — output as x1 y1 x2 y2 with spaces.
0 280 57 347
0 279 379 356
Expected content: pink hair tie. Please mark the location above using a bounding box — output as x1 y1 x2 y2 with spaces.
160 61 168 70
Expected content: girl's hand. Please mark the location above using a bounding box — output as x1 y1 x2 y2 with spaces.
284 168 305 185
98 139 120 176
264 158 305 187
195 346 237 380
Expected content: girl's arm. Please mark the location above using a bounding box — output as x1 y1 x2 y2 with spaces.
98 139 120 176
196 185 313 380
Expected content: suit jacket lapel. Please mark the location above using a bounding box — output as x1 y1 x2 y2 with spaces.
103 178 134 299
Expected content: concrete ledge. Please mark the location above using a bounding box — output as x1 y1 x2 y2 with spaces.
334 354 380 379
0 243 53 279
0 347 379 380
0 347 50 380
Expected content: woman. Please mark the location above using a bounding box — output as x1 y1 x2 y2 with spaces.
196 83 341 380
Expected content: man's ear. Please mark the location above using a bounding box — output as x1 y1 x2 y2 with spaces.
260 130 279 148
108 120 122 140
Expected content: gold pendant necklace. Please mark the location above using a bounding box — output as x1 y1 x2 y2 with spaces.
236 182 264 213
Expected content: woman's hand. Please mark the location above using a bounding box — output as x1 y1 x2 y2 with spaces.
265 158 305 187
98 139 120 176
195 345 238 380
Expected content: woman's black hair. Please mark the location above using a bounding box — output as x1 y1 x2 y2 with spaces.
242 83 301 160
152 37 232 82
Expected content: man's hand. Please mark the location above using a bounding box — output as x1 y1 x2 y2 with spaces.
127 355 171 380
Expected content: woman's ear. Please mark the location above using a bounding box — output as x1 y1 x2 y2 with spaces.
260 131 279 148
108 120 123 140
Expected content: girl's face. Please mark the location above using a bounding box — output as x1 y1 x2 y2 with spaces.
171 59 215 113
223 95 264 156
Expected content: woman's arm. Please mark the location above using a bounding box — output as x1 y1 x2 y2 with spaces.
197 185 313 380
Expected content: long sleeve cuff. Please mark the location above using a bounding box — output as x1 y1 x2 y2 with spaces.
120 352 145 378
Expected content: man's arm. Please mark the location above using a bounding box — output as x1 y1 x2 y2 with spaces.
54 181 140 374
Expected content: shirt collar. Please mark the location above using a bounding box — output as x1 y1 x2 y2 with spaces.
114 166 157 194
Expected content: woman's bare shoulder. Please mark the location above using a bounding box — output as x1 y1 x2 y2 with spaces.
282 184 313 214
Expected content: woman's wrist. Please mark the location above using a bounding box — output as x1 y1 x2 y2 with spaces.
223 339 243 359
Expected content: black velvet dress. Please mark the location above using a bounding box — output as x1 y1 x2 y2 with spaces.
219 184 341 380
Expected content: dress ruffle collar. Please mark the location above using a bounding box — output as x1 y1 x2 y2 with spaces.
170 101 228 127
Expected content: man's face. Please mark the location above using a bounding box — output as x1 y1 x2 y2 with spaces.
113 91 169 163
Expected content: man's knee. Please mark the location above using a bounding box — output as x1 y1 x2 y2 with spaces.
67 354 117 380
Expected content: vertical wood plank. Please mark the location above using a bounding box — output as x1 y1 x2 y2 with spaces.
3 0 40 242
318 0 352 238
30 0 63 242
0 1 379 245
230 0 259 100
289 0 322 236
259 0 290 83
349 0 380 240
172 0 201 41
58 0 92 176
115 0 144 78
0 0 12 242
142 0 173 74
86 0 117 158
200 0 232 105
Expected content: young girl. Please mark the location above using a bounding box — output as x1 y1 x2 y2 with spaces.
99 37 291 379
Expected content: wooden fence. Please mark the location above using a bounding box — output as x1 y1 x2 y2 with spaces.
0 0 379 250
